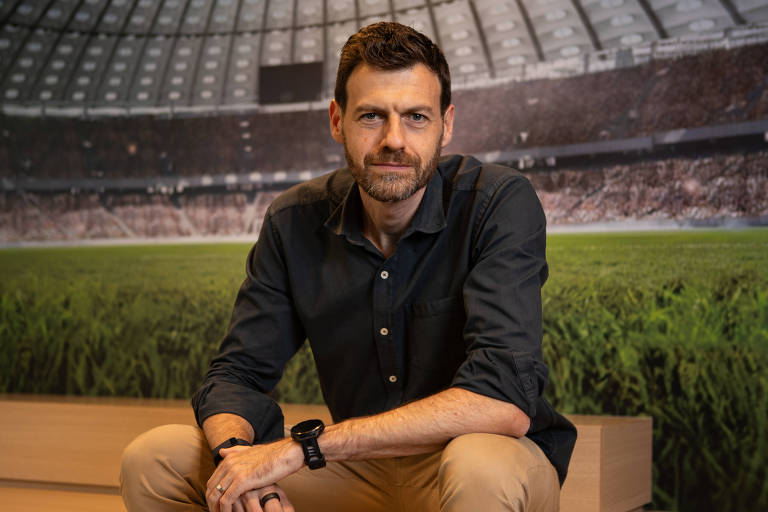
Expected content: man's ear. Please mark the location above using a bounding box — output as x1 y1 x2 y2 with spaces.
329 99 344 144
440 104 455 148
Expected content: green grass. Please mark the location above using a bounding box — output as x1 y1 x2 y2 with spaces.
0 243 248 294
546 229 768 286
3 228 766 301
1 228 767 510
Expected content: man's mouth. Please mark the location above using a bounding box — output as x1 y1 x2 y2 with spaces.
371 161 412 169
365 150 420 171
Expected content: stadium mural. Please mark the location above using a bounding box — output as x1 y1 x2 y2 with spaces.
1 1 767 510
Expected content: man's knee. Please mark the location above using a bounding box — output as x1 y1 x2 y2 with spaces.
120 424 209 497
438 433 558 512
439 433 522 490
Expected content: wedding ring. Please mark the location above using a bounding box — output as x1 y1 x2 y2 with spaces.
259 492 281 508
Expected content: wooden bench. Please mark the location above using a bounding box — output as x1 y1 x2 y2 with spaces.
0 395 652 511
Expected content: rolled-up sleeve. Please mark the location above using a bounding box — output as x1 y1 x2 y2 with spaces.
191 211 306 443
451 176 549 418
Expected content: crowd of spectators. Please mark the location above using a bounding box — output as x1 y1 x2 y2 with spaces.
0 189 279 241
447 42 768 153
2 152 766 243
180 190 279 236
526 151 768 225
2 41 766 242
1 43 766 181
0 192 122 240
1 109 342 180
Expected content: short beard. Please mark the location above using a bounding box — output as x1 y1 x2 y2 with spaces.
344 138 442 203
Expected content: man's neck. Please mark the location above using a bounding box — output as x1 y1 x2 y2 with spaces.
359 186 426 259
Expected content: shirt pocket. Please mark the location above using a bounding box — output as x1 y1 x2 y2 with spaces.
412 296 463 318
406 296 466 393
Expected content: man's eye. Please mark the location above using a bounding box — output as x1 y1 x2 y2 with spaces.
361 113 379 120
410 114 425 121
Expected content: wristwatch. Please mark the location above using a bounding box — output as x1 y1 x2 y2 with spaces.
211 437 251 466
290 419 326 469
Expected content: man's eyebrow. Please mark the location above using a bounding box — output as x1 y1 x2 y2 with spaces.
352 104 437 115
352 104 383 115
403 105 437 115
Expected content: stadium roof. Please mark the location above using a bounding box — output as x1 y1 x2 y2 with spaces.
0 0 766 111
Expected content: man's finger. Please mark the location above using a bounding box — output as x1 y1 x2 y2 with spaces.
207 460 231 497
259 490 283 512
220 476 251 512
240 490 262 512
220 445 250 459
206 486 220 512
219 487 236 512
262 497 283 512
207 478 231 512
206 473 220 502
274 488 295 512
207 450 242 498
232 498 246 512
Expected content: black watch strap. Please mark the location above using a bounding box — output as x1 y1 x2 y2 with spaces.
211 437 251 466
300 436 326 470
291 419 326 470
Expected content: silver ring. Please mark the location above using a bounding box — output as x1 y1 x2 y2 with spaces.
216 483 226 493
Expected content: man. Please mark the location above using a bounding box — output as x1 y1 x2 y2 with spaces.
121 22 576 512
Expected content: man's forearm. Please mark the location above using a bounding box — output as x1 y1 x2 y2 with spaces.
319 387 530 461
205 387 531 504
202 413 256 449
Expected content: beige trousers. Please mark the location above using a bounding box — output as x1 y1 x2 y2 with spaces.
120 424 559 512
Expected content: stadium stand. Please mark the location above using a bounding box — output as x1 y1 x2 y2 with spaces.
181 190 280 236
447 41 768 152
1 41 767 182
1 2 767 242
2 151 765 243
0 110 342 179
0 189 284 242
529 150 768 224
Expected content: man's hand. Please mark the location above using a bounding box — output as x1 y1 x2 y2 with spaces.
232 485 293 512
206 440 303 512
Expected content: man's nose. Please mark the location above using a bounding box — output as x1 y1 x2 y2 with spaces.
380 116 405 151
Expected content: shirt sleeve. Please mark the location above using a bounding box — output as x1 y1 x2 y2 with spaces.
191 211 306 443
451 174 549 419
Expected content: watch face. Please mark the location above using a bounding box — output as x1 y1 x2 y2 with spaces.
292 419 325 440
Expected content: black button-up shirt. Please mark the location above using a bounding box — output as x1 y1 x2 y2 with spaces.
192 154 576 484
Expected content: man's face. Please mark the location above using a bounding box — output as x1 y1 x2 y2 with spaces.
329 63 454 203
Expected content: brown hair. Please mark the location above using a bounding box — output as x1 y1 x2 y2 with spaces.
334 22 451 115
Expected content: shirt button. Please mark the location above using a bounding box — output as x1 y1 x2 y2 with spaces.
380 270 389 279
379 327 389 336
388 375 397 383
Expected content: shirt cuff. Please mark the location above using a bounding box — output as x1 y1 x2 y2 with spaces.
191 380 285 444
450 348 540 417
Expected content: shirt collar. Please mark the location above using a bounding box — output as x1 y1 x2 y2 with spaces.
324 164 448 244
